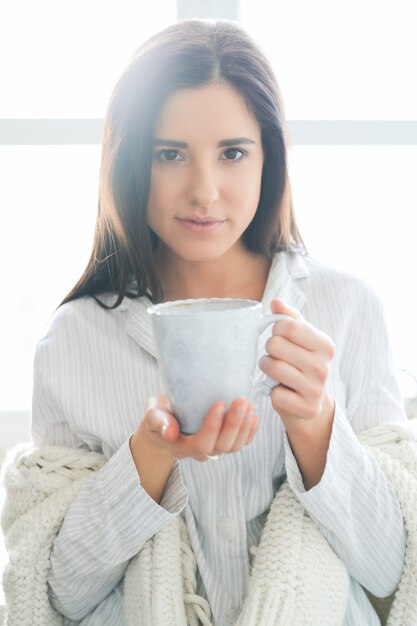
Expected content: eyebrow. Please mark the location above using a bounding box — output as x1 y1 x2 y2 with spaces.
152 137 256 148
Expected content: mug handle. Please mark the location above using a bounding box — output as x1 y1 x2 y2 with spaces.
253 313 292 398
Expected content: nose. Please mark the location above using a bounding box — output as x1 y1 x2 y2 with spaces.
186 163 220 209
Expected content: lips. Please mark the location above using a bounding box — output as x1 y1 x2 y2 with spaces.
176 217 225 234
177 216 223 224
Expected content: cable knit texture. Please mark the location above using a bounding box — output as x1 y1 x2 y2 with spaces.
0 445 106 626
1 420 417 626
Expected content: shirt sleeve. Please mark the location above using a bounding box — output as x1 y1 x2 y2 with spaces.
284 283 407 598
31 346 188 622
284 404 406 597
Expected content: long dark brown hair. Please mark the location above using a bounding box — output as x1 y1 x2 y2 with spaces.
61 18 305 309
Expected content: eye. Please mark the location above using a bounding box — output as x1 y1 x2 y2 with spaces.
221 148 248 161
156 149 184 162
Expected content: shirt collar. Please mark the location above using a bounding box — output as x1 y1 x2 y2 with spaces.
125 250 309 358
261 250 308 314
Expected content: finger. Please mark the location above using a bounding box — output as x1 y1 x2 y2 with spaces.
215 399 251 451
158 392 174 413
269 299 320 351
270 298 301 320
272 317 332 353
259 355 307 394
264 334 309 372
180 401 226 457
271 385 323 420
244 414 259 446
145 396 180 442
228 405 255 452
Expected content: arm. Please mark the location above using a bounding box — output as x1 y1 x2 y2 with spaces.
284 402 406 597
31 348 187 622
261 290 407 597
259 297 337 490
32 356 255 622
46 440 186 621
283 393 335 490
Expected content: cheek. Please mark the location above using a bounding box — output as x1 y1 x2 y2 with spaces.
148 172 180 214
229 164 262 212
146 188 164 232
147 172 177 222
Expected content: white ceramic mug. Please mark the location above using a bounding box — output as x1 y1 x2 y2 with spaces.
147 298 290 433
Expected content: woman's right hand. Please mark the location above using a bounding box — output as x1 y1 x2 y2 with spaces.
139 393 259 462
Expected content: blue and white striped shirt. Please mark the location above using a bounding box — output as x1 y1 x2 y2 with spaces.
31 251 406 625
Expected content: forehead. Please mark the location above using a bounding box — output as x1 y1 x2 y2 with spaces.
154 82 261 141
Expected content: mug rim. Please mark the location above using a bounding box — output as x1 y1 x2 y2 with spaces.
147 297 262 316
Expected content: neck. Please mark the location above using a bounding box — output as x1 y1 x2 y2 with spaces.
155 244 271 302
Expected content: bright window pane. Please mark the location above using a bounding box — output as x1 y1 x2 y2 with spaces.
289 145 417 375
0 0 177 117
240 0 417 120
0 146 100 410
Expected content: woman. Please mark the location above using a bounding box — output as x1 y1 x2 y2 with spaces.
29 18 406 625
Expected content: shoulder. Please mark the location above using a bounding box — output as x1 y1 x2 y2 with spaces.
35 294 128 363
297 253 384 314
279 251 385 337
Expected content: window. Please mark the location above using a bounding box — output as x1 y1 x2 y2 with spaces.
0 0 177 118
0 0 177 608
240 0 417 376
240 0 417 119
0 1 177 414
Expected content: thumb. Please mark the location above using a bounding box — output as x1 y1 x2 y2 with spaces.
269 298 301 320
146 395 180 442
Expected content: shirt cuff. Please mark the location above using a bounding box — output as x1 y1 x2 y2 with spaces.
284 401 363 513
160 460 188 513
95 437 188 540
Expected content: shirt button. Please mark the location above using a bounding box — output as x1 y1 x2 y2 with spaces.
217 516 235 541
226 608 240 624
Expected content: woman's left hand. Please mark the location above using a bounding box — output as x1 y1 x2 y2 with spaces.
259 299 336 430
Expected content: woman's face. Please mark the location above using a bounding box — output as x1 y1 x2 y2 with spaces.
147 82 264 264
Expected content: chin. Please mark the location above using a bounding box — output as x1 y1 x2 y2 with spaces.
173 241 230 262
179 249 226 263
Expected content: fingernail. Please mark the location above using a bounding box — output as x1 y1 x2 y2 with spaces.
154 407 170 429
161 423 168 437
237 405 247 419
214 403 225 418
246 407 254 421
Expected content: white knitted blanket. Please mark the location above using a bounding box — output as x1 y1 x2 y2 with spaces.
1 420 417 626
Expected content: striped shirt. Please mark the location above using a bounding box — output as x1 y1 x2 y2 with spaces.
31 251 407 625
